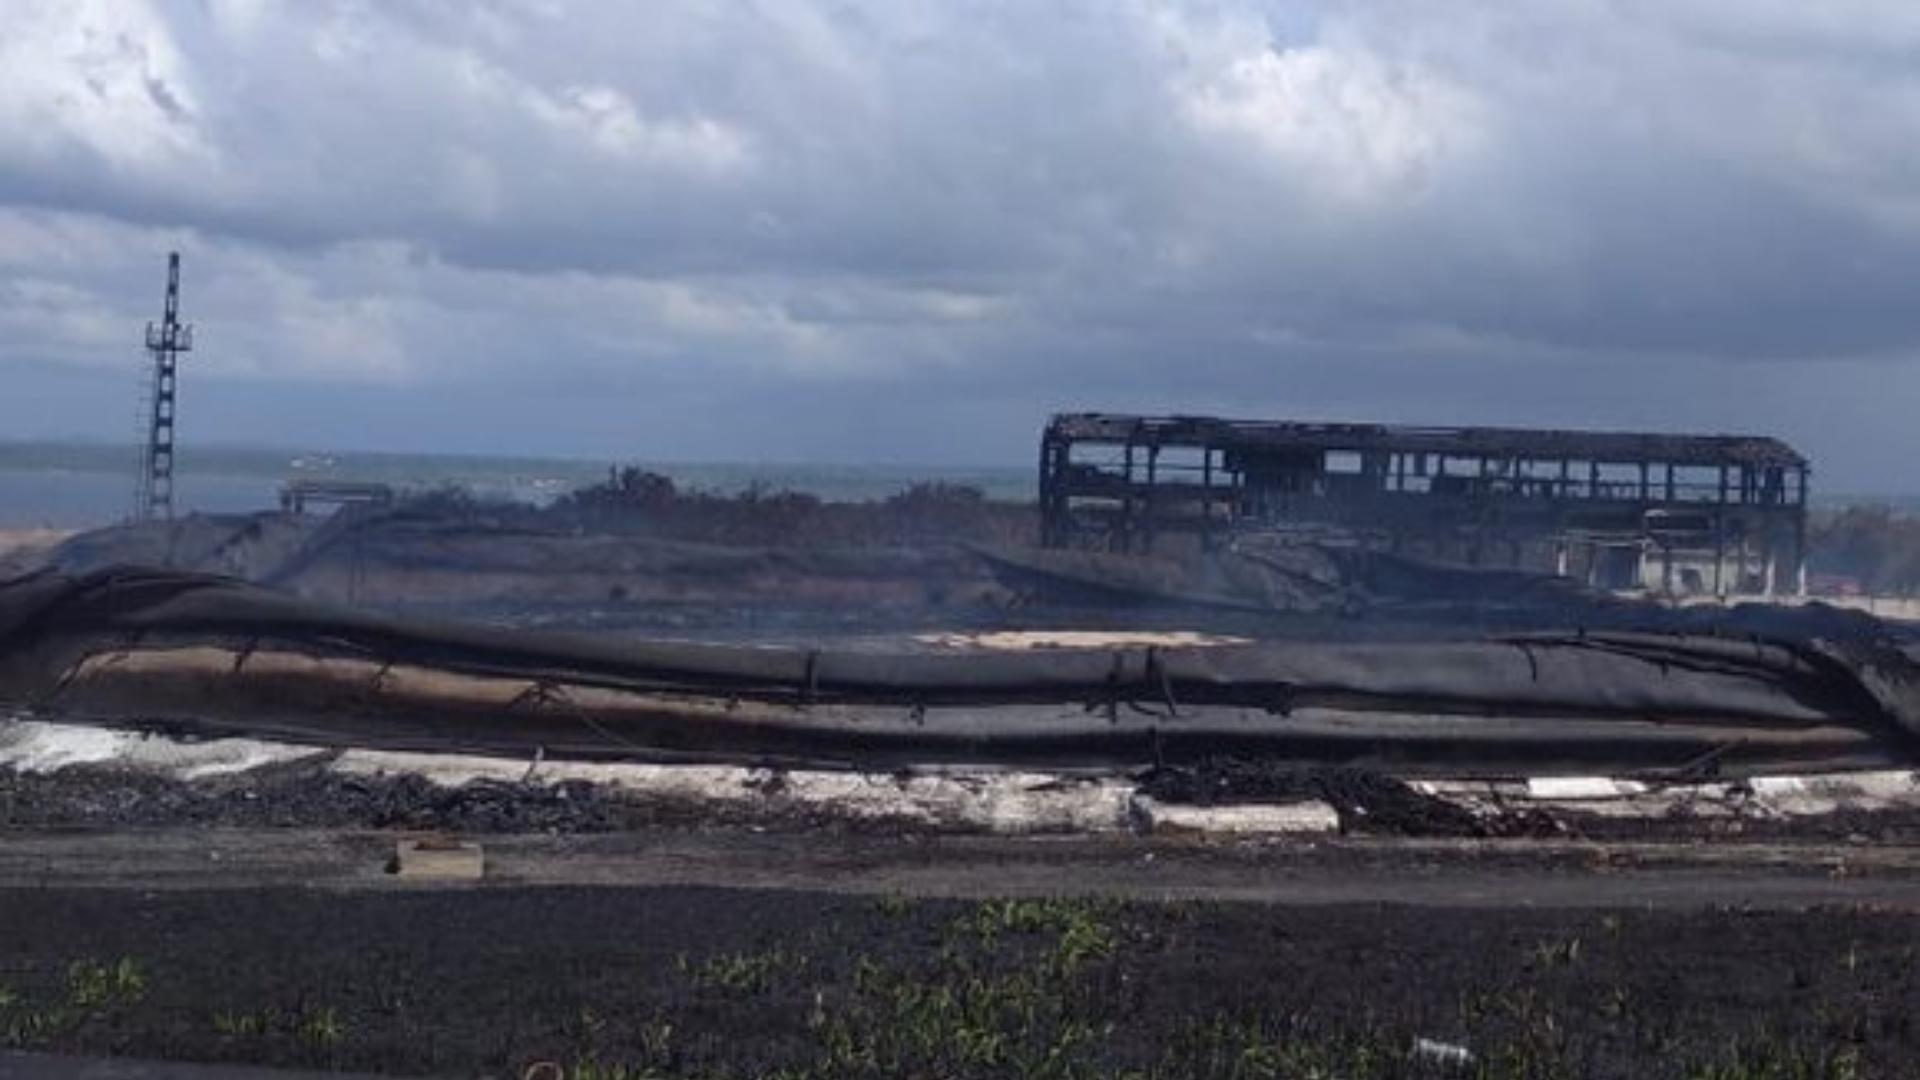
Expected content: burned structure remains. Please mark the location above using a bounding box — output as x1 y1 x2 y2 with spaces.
1039 413 1810 595
279 479 396 515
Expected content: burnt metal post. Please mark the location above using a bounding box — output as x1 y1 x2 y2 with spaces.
1794 464 1810 596
1038 425 1064 547
1143 442 1159 553
1200 446 1215 551
135 252 193 521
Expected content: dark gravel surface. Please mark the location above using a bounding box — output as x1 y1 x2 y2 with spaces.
0 886 1914 1079
3 758 1540 841
2 762 639 834
0 762 863 836
11 757 1920 845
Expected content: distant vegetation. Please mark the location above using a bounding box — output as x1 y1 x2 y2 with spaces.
537 467 1037 548
1809 505 1920 595
377 473 1920 592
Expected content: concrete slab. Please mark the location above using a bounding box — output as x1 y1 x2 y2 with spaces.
392 838 484 881
1132 796 1340 835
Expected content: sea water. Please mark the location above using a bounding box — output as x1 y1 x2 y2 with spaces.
0 442 1034 529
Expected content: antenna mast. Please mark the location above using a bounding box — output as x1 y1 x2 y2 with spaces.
136 252 193 521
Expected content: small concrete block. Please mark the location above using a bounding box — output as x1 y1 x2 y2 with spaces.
392 838 485 881
1133 796 1339 836
1526 776 1650 801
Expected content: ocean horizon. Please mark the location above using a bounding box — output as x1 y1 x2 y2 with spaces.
4 438 1916 531
0 439 1036 529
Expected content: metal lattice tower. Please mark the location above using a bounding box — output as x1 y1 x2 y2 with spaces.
135 252 193 521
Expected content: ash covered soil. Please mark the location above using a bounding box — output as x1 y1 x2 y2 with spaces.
0 886 1914 1080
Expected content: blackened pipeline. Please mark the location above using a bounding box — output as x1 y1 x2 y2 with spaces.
1 566 1917 775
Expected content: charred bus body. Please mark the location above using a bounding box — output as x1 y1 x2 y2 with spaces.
1039 413 1810 596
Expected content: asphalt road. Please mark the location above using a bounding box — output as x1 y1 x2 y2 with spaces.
3 825 1917 909
0 1052 383 1079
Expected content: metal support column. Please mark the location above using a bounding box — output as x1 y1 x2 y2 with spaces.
136 252 193 522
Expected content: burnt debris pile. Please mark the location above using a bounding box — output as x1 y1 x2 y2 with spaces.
0 763 627 832
1139 760 1521 836
33 500 1022 625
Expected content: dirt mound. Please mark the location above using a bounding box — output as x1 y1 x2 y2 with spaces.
974 542 1355 613
0 529 71 579
39 509 1009 615
273 516 1004 610
47 513 318 582
34 506 1920 661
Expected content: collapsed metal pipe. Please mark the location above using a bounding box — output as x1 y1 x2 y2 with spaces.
2 567 1916 776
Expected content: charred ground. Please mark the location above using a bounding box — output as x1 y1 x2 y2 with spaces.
0 886 1912 1079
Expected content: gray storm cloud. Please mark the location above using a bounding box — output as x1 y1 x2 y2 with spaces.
1 0 1919 486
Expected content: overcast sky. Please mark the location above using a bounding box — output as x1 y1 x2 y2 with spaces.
4 1 1920 488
